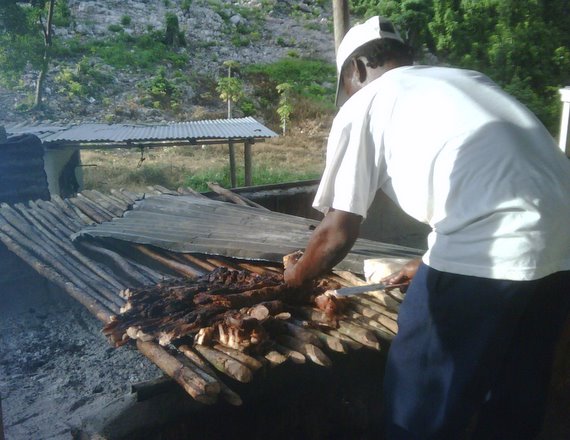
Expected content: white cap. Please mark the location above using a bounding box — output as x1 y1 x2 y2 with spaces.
335 16 404 106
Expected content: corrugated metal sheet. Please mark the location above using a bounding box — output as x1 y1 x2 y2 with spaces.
8 117 277 146
5 123 69 142
73 195 422 273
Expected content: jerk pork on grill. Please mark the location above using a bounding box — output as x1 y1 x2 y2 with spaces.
103 267 346 354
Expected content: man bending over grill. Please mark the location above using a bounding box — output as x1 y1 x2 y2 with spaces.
284 15 570 440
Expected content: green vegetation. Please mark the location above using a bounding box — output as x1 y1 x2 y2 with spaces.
141 67 182 110
276 82 293 135
349 0 570 132
52 31 189 70
181 0 193 14
184 164 320 192
54 57 113 99
244 58 336 102
1 0 567 136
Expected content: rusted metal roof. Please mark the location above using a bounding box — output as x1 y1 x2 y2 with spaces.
7 117 277 147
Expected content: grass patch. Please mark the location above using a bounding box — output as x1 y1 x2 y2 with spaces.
184 164 321 192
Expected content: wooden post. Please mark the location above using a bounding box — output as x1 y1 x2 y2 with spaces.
332 0 350 53
244 141 252 187
559 87 570 157
228 140 237 187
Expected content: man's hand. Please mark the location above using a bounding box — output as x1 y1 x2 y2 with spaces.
283 209 362 288
283 251 305 287
381 257 422 292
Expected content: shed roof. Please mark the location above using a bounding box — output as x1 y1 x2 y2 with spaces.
6 117 277 147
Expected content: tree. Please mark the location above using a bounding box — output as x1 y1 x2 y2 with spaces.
429 0 569 131
217 61 244 119
0 1 43 89
276 82 293 135
0 0 57 109
34 0 55 108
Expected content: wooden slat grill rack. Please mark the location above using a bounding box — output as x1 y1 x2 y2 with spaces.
0 185 406 406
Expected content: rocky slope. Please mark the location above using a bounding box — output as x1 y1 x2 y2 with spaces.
1 0 336 127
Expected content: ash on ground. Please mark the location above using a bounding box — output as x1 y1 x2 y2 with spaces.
0 267 161 440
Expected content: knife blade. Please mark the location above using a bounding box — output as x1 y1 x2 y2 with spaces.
331 282 408 297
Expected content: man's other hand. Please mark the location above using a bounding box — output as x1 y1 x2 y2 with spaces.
382 257 422 291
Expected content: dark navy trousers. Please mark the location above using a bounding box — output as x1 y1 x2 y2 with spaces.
383 264 570 440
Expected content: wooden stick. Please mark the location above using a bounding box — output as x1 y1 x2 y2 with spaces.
213 344 264 371
119 189 143 204
163 251 207 277
177 187 209 199
64 197 96 225
273 343 306 364
336 320 381 350
237 262 274 276
177 253 218 272
291 321 348 354
35 199 83 233
150 185 178 195
67 196 110 223
207 182 269 211
81 190 124 218
11 204 125 293
0 226 113 323
266 318 323 348
345 310 398 336
178 345 242 406
0 211 121 313
3 204 125 306
205 256 242 271
50 194 84 224
92 189 129 212
360 292 401 311
332 270 367 286
78 241 154 287
135 245 201 278
111 188 135 205
194 345 253 383
264 350 288 366
344 315 396 342
276 335 332 367
77 192 117 219
137 341 218 404
349 297 399 320
325 329 364 350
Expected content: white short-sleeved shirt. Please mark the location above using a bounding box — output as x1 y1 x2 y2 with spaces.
313 66 570 280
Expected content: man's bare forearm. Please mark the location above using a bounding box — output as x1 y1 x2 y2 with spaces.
284 209 361 286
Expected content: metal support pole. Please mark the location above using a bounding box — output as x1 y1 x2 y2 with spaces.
244 141 252 187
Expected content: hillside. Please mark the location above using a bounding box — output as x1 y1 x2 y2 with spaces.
0 0 337 128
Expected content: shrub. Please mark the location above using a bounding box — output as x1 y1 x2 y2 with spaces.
107 24 123 33
181 0 193 14
143 67 181 110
